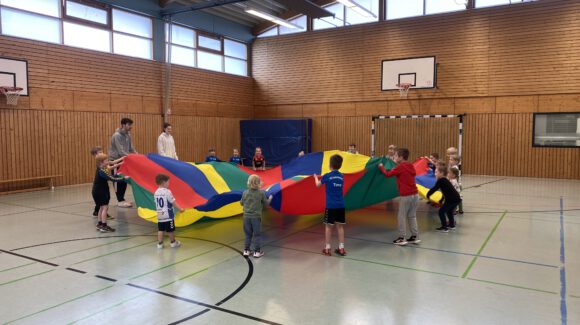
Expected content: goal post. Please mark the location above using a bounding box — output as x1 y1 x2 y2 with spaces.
371 114 465 161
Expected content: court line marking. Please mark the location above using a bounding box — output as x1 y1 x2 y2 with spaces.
462 178 507 190
67 293 146 324
0 269 55 287
0 261 35 273
266 243 559 295
462 210 507 278
4 285 115 324
267 244 458 278
299 230 558 269
71 240 158 265
1 236 279 325
559 197 568 325
129 245 224 280
467 278 558 295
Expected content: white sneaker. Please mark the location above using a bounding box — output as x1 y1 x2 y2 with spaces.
253 250 264 258
117 201 132 208
243 249 251 257
170 240 181 248
157 243 163 249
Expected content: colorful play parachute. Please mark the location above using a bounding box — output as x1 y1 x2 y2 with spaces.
119 151 442 227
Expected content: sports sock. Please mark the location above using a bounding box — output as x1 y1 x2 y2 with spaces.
325 243 330 249
339 243 344 249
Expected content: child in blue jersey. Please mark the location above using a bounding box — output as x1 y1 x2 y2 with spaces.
314 154 346 256
229 148 242 165
205 148 221 162
92 153 127 233
154 173 183 249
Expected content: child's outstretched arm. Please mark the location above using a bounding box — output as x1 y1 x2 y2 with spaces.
110 157 125 165
378 163 399 178
313 174 322 188
262 159 266 170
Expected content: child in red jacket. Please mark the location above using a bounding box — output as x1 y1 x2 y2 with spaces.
378 148 420 245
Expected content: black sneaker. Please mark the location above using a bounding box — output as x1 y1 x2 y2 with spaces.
393 237 408 245
92 211 98 217
449 224 456 230
458 210 464 214
436 227 449 233
406 236 421 244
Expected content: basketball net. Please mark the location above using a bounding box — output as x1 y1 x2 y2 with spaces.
396 83 412 98
0 86 23 106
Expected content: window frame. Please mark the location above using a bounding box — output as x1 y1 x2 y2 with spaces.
532 112 580 148
196 31 223 54
63 0 111 29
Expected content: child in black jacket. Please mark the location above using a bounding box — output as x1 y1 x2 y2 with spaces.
427 165 462 233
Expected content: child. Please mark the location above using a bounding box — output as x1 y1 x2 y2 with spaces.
446 147 458 160
386 144 397 161
90 146 123 219
240 174 272 258
448 167 462 216
347 143 359 154
252 147 266 171
92 153 127 233
449 156 464 214
298 151 305 157
205 148 221 162
154 173 183 249
426 153 440 172
427 166 462 232
229 148 242 165
314 154 347 256
378 148 420 245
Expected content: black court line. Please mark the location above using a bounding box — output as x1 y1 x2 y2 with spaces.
462 178 507 190
3 235 279 325
128 283 281 325
95 275 117 282
66 267 87 274
0 249 59 267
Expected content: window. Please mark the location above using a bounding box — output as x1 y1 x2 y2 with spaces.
166 23 248 76
257 27 278 38
225 57 247 76
224 39 247 60
111 9 153 59
313 3 345 30
112 9 151 38
169 45 196 67
533 113 580 147
64 21 110 52
345 0 379 25
0 7 61 43
197 51 223 72
114 33 152 59
170 24 195 48
279 15 307 35
198 34 222 52
0 0 155 60
0 0 60 17
476 0 536 8
387 0 423 20
65 1 108 25
426 0 466 15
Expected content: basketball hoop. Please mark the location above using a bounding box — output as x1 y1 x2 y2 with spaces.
0 86 23 106
396 83 412 98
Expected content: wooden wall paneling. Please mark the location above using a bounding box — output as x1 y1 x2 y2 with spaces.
111 94 143 113
538 94 580 112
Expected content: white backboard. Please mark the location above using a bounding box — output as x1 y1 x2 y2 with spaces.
0 57 28 96
381 56 436 91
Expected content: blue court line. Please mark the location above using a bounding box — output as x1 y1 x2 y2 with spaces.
301 230 558 269
560 196 567 325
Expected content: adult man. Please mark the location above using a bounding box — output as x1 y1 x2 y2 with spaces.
109 117 137 208
157 122 178 160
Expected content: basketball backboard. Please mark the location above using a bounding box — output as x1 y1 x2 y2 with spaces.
0 57 28 96
381 56 436 91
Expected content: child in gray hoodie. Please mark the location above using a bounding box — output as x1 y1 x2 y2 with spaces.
240 174 272 258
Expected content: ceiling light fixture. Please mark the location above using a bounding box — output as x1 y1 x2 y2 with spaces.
335 0 376 18
245 9 303 29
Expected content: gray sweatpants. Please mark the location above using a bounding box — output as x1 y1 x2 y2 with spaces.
397 194 419 237
243 217 262 251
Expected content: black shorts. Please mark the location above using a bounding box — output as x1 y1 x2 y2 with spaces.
92 189 110 207
324 208 346 225
158 220 175 232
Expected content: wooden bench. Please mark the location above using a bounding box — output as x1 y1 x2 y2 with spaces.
0 175 63 195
